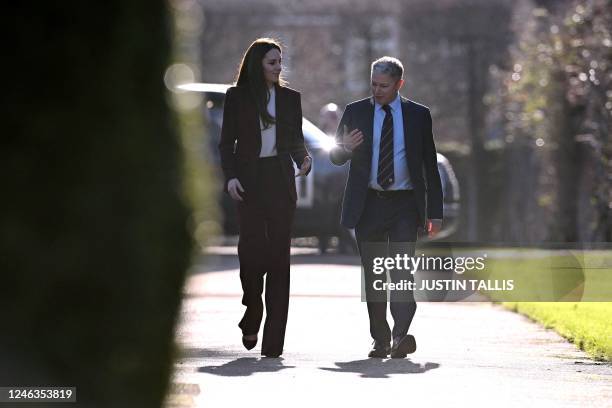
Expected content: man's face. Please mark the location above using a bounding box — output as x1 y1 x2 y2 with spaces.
371 73 404 105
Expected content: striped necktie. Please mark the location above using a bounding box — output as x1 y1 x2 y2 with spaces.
377 104 394 189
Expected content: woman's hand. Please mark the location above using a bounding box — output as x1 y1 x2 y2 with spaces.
295 156 312 177
227 178 245 201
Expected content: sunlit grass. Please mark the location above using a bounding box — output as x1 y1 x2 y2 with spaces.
464 250 612 302
469 250 612 361
503 302 612 361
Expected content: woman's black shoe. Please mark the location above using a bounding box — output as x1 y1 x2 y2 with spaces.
368 340 391 358
242 335 257 350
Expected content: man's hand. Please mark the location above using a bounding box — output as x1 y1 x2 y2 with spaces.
295 156 312 177
227 178 244 201
427 219 442 238
341 125 364 152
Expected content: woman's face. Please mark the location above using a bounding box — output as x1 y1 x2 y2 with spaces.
262 48 282 86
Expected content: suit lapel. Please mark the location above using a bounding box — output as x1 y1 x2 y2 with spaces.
401 97 417 162
274 84 284 151
250 85 282 154
363 97 375 156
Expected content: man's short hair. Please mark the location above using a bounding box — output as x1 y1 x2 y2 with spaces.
371 56 404 80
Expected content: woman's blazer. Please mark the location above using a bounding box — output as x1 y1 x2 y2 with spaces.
218 84 311 203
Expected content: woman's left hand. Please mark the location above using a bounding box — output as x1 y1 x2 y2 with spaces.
295 156 312 177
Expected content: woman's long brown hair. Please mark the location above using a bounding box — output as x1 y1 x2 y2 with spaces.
235 38 286 129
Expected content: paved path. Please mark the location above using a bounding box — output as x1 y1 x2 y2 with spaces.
166 250 612 408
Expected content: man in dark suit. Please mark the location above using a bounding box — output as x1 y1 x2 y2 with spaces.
330 56 443 358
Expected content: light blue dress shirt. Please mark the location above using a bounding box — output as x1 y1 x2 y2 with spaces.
369 93 413 191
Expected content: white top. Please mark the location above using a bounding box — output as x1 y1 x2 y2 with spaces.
259 87 277 158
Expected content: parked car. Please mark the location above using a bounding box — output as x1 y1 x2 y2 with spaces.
178 83 460 252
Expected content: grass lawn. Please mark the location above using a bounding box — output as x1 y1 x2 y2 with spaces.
418 247 612 360
502 302 612 361
468 249 612 362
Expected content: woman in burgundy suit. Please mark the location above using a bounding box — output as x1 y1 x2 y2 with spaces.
218 38 311 358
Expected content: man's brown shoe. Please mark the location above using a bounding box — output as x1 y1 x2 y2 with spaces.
390 335 416 358
368 340 391 358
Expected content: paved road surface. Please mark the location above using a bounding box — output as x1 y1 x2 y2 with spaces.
166 248 612 408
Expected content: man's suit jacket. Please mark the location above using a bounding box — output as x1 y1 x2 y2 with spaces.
218 84 310 203
330 96 443 230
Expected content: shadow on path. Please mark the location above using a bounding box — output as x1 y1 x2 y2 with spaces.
319 358 440 378
180 347 241 359
198 357 295 377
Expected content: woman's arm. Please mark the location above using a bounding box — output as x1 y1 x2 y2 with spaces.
290 92 311 175
218 87 239 191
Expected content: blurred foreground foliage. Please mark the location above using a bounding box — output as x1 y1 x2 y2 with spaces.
1 2 206 407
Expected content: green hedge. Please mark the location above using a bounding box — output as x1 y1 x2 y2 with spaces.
2 2 194 407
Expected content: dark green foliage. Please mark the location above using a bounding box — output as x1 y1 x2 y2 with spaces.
2 2 193 407
490 0 611 242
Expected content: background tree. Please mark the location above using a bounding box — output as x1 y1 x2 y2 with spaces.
490 0 611 242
